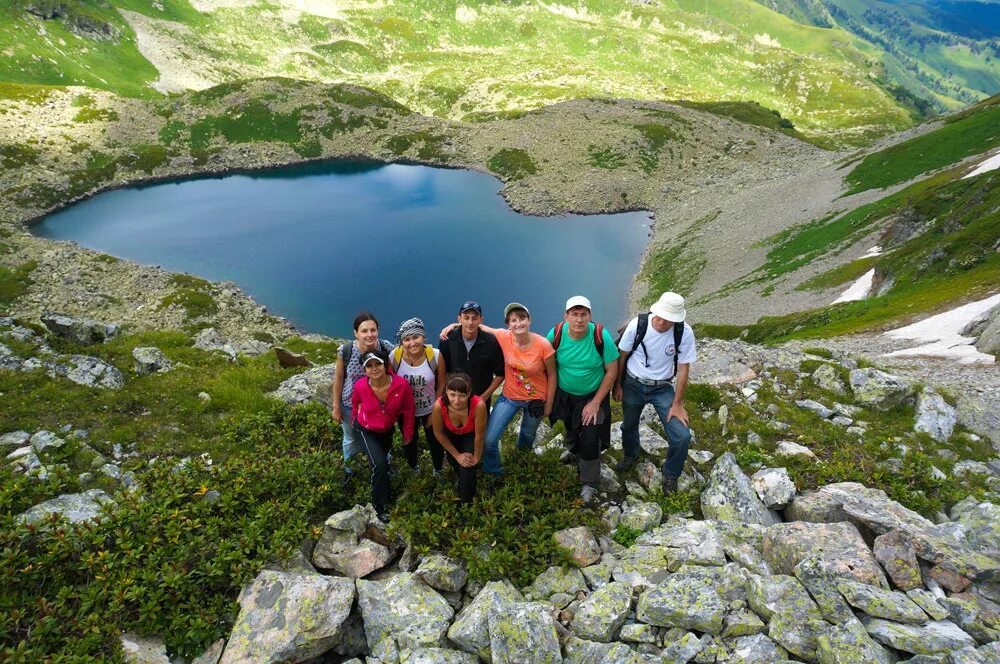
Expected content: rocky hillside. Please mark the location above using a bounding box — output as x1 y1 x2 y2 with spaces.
4 314 1000 661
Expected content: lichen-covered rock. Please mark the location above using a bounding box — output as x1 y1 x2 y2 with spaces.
951 501 1000 559
634 518 726 568
906 588 949 621
30 430 65 452
570 581 631 642
415 553 468 592
775 440 816 460
580 553 616 589
872 530 923 591
618 502 663 534
618 623 658 644
220 570 355 664
727 633 788 664
488 601 562 664
611 545 672 587
914 390 957 442
132 346 173 375
0 430 31 448
722 609 766 639
849 368 915 410
404 647 479 664
750 467 796 509
836 579 928 623
17 488 112 524
525 565 588 599
793 553 857 625
862 618 977 655
796 398 834 419
701 452 781 527
41 313 120 344
763 521 888 588
815 619 894 664
447 580 523 659
64 354 125 389
747 574 823 624
552 527 601 568
636 571 726 634
938 592 1000 644
121 632 170 664
717 522 772 576
269 364 335 408
357 573 454 651
191 638 225 664
660 631 702 663
562 636 654 664
768 609 830 662
811 363 848 395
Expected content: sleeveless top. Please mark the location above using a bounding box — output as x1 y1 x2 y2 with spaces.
338 339 394 408
440 394 482 435
394 349 440 417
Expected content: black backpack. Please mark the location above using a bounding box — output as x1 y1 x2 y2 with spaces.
616 313 685 378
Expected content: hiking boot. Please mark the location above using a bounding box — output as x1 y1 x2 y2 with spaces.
662 476 678 495
560 450 579 465
580 484 599 506
615 455 638 472
375 509 391 524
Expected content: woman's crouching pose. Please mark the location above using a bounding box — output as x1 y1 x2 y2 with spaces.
430 373 487 503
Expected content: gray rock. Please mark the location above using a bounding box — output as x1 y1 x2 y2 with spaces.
716 521 772 576
357 573 454 651
636 571 726 634
563 635 652 664
873 530 923 591
700 452 781 526
599 462 620 494
571 581 631 642
525 565 588 599
220 570 355 664
269 363 335 408
750 467 796 509
763 520 888 587
18 489 112 524
660 631 702 663
64 355 125 389
415 554 468 592
728 633 788 664
634 518 726 568
611 545 673 587
0 430 30 448
951 501 1000 558
815 619 894 664
326 539 394 579
837 579 928 623
191 638 225 664
907 588 950 621
975 304 1000 355
553 526 601 568
862 618 977 655
30 430 64 452
619 502 663 534
811 364 848 395
636 424 669 457
193 327 237 359
915 390 957 442
849 368 916 410
796 399 834 419
132 347 173 375
41 313 119 345
618 623 658 643
723 609 766 638
690 450 714 465
775 440 816 460
793 553 858 625
580 553 616 589
121 632 170 663
488 601 562 664
404 647 479 664
938 592 1000 644
746 573 823 624
448 580 523 660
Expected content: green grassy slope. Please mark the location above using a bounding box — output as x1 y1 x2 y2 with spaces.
0 0 918 145
756 0 1000 113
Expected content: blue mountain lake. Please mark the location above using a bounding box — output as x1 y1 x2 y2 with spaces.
32 161 651 337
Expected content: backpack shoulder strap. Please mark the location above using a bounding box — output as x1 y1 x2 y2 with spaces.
552 322 565 351
634 313 649 350
593 322 605 359
339 340 354 364
425 345 437 371
672 322 684 377
391 346 404 371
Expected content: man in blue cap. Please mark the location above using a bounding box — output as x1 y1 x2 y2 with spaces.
438 300 504 412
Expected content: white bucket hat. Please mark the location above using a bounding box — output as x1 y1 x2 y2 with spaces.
649 292 686 323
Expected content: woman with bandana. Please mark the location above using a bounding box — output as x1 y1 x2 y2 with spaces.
390 317 447 474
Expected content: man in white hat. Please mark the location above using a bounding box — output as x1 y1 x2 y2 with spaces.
612 291 696 494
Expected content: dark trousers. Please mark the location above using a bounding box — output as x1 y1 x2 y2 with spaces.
444 431 477 504
554 388 610 462
355 424 393 514
401 414 445 471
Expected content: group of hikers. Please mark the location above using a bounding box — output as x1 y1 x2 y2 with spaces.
330 292 697 523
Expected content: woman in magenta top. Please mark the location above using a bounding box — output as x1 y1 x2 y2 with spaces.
430 372 487 503
351 349 415 523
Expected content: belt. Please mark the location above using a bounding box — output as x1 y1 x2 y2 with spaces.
627 370 673 387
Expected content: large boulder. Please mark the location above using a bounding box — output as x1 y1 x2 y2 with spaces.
611 545 673 587
18 489 112 524
552 527 601 568
975 304 1000 355
488 601 562 664
747 573 828 659
751 467 796 509
269 364 335 408
618 502 662 534
357 573 454 651
811 363 848 395
952 501 1000 559
570 581 631 643
311 505 394 578
636 571 726 634
448 580 524 660
41 313 119 345
64 355 125 389
862 618 977 655
872 530 923 591
836 579 928 623
849 368 915 410
763 521 888 588
701 453 781 527
815 619 895 664
220 570 355 664
415 554 468 592
524 565 588 600
728 634 788 664
633 518 726 568
914 389 957 442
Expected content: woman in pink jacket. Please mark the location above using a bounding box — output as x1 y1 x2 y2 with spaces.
351 349 415 523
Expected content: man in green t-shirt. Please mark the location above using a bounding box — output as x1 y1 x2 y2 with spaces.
546 295 620 505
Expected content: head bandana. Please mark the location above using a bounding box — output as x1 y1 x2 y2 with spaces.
396 317 426 342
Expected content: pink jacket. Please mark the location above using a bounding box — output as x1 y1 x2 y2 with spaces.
351 374 415 440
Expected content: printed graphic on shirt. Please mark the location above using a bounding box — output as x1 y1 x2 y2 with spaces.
512 364 539 397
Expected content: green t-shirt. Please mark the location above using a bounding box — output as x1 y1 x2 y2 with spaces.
546 322 620 396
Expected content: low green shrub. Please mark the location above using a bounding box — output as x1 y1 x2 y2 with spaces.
486 148 537 181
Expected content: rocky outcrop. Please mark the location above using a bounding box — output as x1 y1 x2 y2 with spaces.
701 452 781 526
269 364 335 408
132 347 173 375
41 313 120 345
17 489 112 524
849 368 915 410
914 389 957 442
357 573 454 652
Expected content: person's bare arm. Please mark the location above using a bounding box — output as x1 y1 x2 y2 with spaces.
613 353 627 402
582 359 618 426
331 354 346 423
435 353 447 398
472 400 487 465
667 363 690 427
431 405 462 460
543 354 557 419
438 322 502 339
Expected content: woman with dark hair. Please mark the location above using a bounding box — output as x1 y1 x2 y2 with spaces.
332 312 395 479
351 348 415 523
430 372 487 503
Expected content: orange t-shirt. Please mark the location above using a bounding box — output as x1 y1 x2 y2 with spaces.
495 330 555 401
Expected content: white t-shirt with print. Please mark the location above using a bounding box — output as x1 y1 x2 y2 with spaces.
394 349 440 417
617 318 696 381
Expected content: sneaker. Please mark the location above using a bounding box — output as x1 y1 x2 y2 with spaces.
662 476 678 495
615 455 638 472
580 485 599 506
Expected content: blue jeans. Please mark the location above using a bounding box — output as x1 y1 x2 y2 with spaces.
483 394 543 475
621 374 692 479
341 407 362 471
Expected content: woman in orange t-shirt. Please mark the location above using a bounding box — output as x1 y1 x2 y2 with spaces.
478 302 557 477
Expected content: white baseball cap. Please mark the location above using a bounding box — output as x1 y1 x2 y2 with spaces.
565 295 592 311
649 292 686 323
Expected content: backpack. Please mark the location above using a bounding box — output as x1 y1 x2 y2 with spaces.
616 313 685 378
339 339 393 365
552 321 605 358
390 344 438 372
